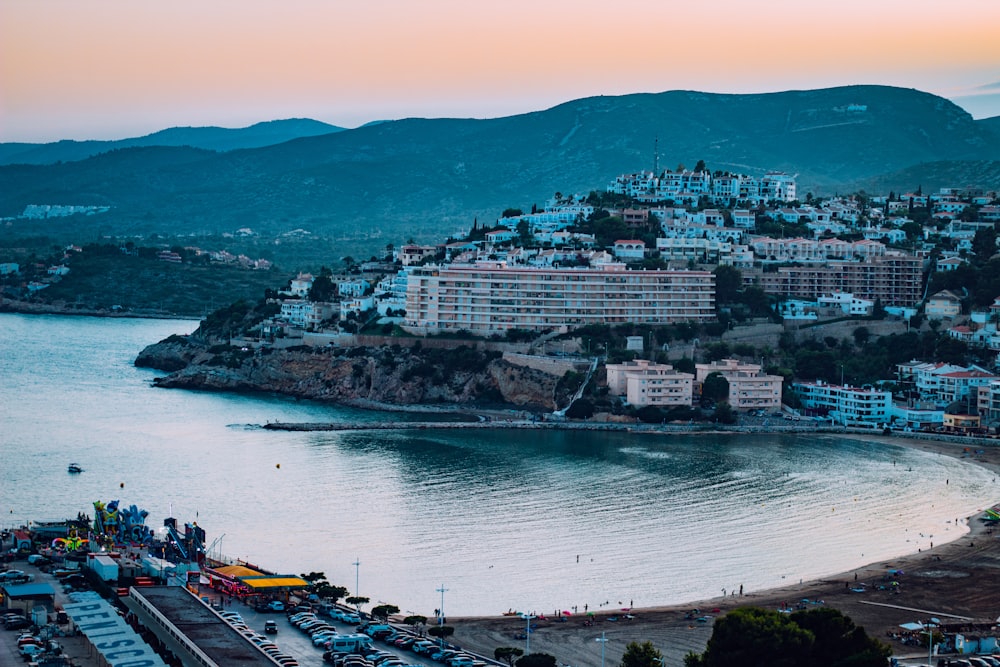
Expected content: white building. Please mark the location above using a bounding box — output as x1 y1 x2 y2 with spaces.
280 300 335 329
605 360 694 407
695 359 783 411
793 380 892 425
403 261 715 335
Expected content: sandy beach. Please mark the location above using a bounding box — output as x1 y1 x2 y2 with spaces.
446 434 1000 667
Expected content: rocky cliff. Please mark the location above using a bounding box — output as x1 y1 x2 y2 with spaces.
135 338 564 412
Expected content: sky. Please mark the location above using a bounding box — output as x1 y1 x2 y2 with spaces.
2 0 999 143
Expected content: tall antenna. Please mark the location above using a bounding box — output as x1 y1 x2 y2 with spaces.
653 136 660 175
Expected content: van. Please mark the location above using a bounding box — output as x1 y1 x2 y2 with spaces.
326 634 374 654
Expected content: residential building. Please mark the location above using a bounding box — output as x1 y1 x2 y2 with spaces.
279 300 335 329
399 244 439 266
338 278 371 298
977 381 1000 426
605 359 694 407
793 380 892 425
926 290 963 319
403 261 715 335
613 240 646 260
747 252 923 306
286 272 314 297
695 359 783 411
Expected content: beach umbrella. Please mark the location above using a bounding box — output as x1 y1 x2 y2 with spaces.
562 611 572 616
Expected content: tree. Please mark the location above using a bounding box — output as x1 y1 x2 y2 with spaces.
516 654 557 667
701 372 730 404
345 595 369 608
370 604 399 621
852 326 870 348
309 273 335 302
713 266 742 305
502 208 524 218
565 398 595 420
427 625 454 639
495 647 524 667
403 615 427 630
713 402 737 424
316 584 348 603
620 641 663 667
684 607 890 667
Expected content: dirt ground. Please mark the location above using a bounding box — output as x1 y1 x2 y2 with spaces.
447 435 1000 667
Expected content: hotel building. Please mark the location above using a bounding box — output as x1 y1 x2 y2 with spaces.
403 261 715 335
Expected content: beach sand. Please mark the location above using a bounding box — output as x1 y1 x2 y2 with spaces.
447 434 1000 667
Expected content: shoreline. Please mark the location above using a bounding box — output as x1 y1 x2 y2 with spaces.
446 433 1000 667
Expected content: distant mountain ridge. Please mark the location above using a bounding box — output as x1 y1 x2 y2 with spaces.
0 118 344 166
1 85 998 259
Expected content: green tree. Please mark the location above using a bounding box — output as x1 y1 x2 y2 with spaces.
852 326 870 348
495 647 524 667
427 625 454 639
370 604 399 621
502 208 524 218
517 220 534 247
620 641 663 667
316 584 348 603
701 372 730 403
684 607 890 667
714 402 737 424
403 615 427 629
565 398 595 420
309 273 336 302
345 595 369 608
713 266 742 305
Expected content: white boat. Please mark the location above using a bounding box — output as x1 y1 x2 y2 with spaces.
67 463 83 473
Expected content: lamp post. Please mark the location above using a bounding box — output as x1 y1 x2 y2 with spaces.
436 584 448 645
353 558 361 613
595 631 608 667
520 613 535 655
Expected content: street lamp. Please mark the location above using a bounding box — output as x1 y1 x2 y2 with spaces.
520 613 535 655
436 584 448 645
595 631 608 667
353 558 361 613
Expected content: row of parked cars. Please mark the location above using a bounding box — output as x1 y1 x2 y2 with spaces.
214 607 299 667
3 612 63 660
287 607 487 667
936 657 1000 667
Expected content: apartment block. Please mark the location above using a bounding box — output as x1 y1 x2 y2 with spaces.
403 261 715 335
792 380 892 424
695 359 783 411
747 252 923 306
605 359 694 407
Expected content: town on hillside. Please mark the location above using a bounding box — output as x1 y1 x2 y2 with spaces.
5 164 1000 433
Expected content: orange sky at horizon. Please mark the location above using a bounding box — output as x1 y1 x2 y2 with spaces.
2 0 999 142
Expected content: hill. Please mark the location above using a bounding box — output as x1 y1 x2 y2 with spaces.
1 85 998 260
0 118 343 166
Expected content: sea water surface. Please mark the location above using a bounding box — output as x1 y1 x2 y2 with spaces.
1 313 996 617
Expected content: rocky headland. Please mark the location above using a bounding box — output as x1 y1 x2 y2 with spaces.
135 335 570 413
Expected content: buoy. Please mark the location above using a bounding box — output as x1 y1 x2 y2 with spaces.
120 482 125 489
276 464 281 469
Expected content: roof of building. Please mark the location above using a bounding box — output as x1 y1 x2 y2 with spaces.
2 582 55 597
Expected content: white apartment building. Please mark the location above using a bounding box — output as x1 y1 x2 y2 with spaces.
978 381 1000 425
792 380 892 425
403 261 715 335
280 300 335 329
695 359 783 411
605 360 694 407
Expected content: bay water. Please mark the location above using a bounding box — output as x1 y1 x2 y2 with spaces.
1 313 996 617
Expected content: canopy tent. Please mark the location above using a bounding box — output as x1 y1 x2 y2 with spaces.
240 575 309 589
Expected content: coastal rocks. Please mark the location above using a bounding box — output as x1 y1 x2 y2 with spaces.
134 336 209 372
142 340 563 412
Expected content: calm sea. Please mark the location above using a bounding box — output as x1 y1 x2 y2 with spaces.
1 313 996 617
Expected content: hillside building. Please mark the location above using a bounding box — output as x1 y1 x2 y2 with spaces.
403 261 715 335
605 359 694 407
694 359 783 411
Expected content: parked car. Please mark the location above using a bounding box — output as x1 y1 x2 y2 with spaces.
4 617 31 630
268 600 286 612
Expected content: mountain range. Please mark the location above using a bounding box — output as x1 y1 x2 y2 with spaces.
1 85 998 260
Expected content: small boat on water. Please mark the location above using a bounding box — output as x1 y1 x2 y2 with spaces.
67 463 84 473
